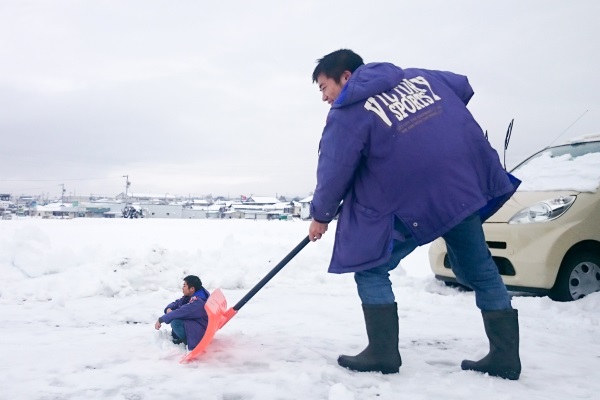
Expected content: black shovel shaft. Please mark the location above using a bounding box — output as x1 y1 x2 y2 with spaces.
232 235 311 312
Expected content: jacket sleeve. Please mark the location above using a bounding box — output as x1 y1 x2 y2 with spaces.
164 297 185 314
421 69 474 106
160 299 208 324
310 113 366 222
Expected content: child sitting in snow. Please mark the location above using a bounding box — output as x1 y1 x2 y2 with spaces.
155 275 210 350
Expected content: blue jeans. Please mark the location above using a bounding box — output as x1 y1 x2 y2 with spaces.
355 213 512 311
170 319 186 340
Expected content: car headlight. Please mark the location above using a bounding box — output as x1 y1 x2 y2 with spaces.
508 195 576 224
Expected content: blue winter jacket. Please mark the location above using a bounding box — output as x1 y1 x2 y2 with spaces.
310 62 520 274
159 287 210 350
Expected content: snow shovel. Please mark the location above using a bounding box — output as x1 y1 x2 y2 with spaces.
180 235 311 363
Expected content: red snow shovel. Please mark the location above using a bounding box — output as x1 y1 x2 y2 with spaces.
180 235 311 363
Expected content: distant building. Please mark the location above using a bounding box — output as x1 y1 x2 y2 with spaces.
299 195 313 220
33 203 85 219
244 196 279 205
182 203 226 219
116 192 178 204
145 204 184 218
187 199 211 207
17 191 307 220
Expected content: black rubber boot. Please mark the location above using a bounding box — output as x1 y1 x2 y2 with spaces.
171 330 185 345
462 309 521 380
338 303 401 374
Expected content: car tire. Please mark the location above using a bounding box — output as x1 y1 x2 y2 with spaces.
550 251 600 302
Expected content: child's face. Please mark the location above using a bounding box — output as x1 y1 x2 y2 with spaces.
182 282 194 296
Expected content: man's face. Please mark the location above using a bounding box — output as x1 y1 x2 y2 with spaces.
317 71 351 105
182 281 194 296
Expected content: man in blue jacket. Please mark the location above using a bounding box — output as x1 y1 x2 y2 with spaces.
308 49 521 379
155 275 210 350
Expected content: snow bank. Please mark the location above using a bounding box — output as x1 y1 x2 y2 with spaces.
0 219 598 399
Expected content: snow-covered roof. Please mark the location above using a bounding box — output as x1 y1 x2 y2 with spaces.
264 202 293 211
299 195 313 203
126 193 177 199
232 204 266 211
245 196 279 204
190 199 211 205
34 203 69 211
566 132 600 144
91 198 121 204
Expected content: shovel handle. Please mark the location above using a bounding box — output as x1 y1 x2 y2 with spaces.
231 235 311 312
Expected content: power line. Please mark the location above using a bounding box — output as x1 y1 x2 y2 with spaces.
546 109 589 148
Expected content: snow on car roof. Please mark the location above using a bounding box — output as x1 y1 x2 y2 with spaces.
566 132 600 144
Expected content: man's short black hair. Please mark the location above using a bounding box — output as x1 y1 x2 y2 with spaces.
184 275 202 292
312 49 364 84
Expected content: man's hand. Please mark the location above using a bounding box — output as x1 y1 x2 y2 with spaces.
155 320 161 330
166 308 172 314
309 220 328 242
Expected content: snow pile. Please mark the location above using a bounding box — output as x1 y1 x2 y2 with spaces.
515 151 600 192
0 218 598 399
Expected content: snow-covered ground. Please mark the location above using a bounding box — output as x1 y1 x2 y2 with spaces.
0 218 598 400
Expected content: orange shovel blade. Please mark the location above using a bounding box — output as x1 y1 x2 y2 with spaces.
180 288 236 363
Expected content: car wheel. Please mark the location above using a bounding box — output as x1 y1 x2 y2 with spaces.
550 251 600 301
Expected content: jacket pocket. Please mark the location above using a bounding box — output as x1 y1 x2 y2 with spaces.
332 202 391 270
354 201 380 218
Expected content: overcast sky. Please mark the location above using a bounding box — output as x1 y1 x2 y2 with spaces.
1 0 599 199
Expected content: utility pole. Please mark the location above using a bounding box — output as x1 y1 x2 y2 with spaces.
123 175 130 206
60 184 66 219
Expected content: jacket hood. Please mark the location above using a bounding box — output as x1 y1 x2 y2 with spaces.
194 287 210 300
333 62 405 108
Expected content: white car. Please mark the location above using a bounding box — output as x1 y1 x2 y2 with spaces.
429 134 600 301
